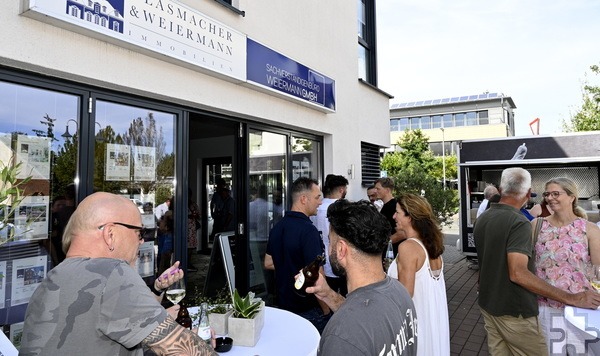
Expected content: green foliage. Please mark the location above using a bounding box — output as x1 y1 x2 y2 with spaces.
0 158 32 244
393 165 458 225
381 129 459 224
231 289 262 319
189 286 232 321
564 64 600 132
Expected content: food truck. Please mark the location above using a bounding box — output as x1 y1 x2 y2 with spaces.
458 131 600 257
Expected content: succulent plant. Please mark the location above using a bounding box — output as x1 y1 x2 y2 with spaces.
231 289 262 319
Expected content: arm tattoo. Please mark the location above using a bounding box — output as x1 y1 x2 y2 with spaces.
143 315 217 356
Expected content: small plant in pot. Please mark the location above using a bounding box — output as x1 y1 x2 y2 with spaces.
205 288 233 335
228 289 265 347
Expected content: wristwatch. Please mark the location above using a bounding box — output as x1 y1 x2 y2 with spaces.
150 283 164 296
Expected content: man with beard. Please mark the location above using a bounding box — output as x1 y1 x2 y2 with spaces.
311 174 349 296
306 200 417 355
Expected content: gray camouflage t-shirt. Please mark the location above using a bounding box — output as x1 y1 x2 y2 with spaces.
319 276 418 356
20 258 167 355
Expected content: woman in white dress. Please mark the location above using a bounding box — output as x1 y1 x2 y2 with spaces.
388 193 450 356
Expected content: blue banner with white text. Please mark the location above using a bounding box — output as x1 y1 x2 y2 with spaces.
246 38 335 111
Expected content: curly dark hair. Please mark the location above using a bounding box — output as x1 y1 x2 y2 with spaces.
396 193 444 259
327 199 390 255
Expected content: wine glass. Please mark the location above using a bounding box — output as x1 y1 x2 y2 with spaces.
166 278 186 305
591 265 600 292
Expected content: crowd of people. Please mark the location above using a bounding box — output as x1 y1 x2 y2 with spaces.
19 166 600 355
474 168 600 355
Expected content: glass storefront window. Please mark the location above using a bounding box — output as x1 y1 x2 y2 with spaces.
0 80 79 327
292 136 321 182
248 130 287 298
93 100 175 277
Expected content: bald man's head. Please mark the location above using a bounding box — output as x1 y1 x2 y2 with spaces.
62 192 139 254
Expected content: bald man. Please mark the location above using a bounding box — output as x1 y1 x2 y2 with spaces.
21 192 216 355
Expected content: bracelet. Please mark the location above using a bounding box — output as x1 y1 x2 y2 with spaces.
150 282 164 296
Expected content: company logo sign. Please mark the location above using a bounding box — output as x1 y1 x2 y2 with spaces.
246 39 336 111
24 0 247 80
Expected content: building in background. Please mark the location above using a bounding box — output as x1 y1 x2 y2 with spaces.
388 92 516 155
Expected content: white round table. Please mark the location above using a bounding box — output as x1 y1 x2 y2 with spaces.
221 306 320 356
189 306 320 356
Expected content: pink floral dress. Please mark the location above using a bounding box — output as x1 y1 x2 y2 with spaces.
535 218 593 308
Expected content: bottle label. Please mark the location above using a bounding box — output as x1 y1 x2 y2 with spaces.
294 271 305 290
198 326 211 341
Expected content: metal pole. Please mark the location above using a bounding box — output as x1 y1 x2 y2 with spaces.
441 127 446 190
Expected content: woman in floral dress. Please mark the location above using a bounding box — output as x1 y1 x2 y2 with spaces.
534 177 600 354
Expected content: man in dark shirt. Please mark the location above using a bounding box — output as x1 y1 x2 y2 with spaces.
374 177 405 257
264 177 329 333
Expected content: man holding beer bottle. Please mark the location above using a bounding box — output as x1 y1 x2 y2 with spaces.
306 200 417 355
264 177 330 333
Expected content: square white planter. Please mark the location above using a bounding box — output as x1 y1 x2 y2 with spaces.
227 304 265 347
208 309 233 335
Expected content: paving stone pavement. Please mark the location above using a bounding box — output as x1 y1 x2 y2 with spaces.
443 244 489 356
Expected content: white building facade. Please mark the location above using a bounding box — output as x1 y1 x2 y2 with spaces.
0 0 390 328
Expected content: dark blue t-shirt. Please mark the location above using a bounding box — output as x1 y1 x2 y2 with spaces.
266 210 324 313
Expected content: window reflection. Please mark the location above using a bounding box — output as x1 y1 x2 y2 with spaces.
0 80 79 326
93 100 175 279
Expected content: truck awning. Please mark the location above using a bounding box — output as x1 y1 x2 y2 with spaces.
459 156 600 167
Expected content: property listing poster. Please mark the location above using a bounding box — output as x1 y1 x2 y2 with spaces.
11 256 47 306
16 135 51 180
133 145 156 182
105 143 131 181
14 196 49 241
9 322 24 350
137 241 154 278
0 261 6 309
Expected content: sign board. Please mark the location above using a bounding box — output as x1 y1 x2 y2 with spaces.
23 0 247 81
246 38 336 111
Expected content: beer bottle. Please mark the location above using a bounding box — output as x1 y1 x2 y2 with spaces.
294 254 325 296
175 302 192 329
197 302 211 344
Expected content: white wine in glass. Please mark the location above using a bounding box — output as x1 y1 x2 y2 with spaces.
166 278 186 305
592 265 600 292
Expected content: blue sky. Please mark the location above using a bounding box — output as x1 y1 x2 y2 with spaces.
376 0 600 136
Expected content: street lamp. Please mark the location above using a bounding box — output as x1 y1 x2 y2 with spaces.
61 120 104 142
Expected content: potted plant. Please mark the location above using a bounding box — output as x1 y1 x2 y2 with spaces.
228 289 264 347
189 287 233 335
206 289 233 335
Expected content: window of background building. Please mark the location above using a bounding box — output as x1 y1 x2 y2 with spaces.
390 118 399 131
432 115 442 129
399 118 409 131
443 114 453 128
0 80 79 328
454 113 465 127
357 0 376 85
466 111 477 126
410 117 420 130
478 110 489 124
420 116 431 129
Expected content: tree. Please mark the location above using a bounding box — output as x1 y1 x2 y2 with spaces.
381 129 458 224
564 64 600 132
